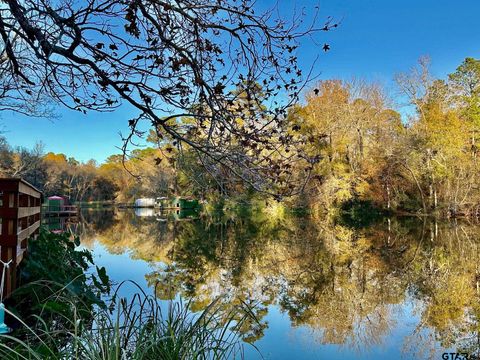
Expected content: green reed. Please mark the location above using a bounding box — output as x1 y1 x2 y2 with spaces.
0 281 259 360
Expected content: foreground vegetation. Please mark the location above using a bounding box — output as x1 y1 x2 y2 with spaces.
1 231 254 360
1 288 252 360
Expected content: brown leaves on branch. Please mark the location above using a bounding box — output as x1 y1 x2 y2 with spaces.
0 0 337 196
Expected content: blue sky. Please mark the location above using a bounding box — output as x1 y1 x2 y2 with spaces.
1 0 479 163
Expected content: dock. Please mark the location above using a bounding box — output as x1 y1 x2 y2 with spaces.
43 205 79 217
43 195 78 217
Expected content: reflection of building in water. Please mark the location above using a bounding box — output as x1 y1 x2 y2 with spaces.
133 197 200 211
42 216 80 234
0 178 42 297
134 207 156 217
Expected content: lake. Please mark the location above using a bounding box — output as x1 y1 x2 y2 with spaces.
45 208 480 359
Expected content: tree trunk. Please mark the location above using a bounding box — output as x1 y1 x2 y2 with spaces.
403 162 428 214
386 183 391 209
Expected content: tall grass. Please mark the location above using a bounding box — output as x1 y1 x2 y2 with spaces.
0 281 259 360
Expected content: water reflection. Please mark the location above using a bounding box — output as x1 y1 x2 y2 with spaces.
53 209 480 359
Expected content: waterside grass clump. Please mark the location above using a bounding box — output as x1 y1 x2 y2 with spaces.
0 231 257 359
0 284 256 360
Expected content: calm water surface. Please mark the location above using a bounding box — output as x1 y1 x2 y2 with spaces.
47 208 480 359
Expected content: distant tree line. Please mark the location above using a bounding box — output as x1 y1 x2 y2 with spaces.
1 56 480 216
0 138 117 202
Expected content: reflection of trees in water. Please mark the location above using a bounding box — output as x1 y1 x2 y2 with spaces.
54 209 117 247
79 209 178 260
80 209 480 357
402 221 480 357
80 209 116 233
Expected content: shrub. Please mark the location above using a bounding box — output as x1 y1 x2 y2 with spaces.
8 230 110 326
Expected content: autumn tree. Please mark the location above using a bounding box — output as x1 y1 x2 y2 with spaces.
449 57 480 155
397 57 479 215
0 136 46 187
41 151 117 201
293 80 402 213
0 0 334 194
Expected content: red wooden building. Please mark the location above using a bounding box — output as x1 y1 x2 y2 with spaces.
0 178 42 297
